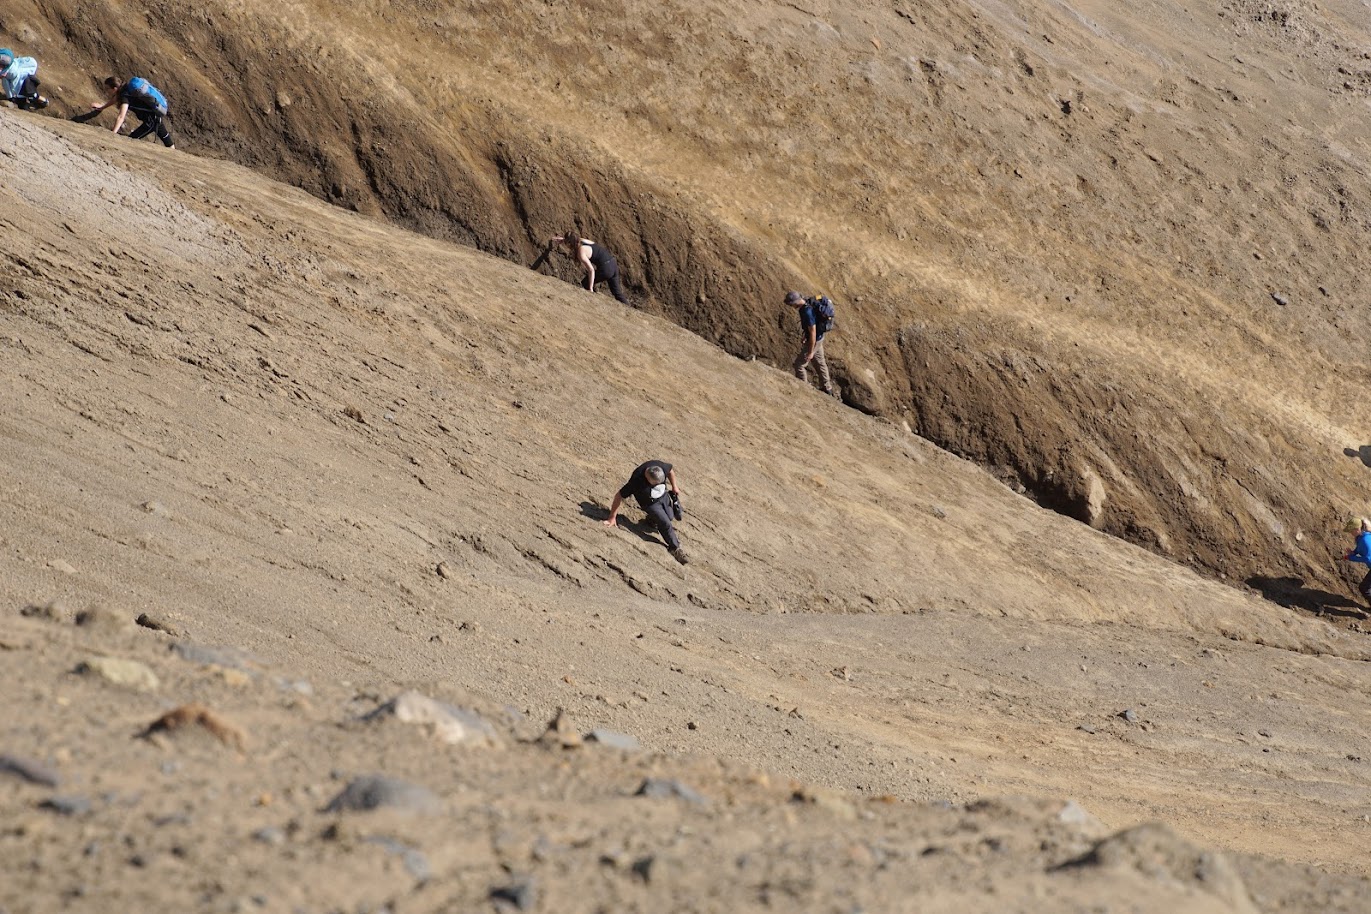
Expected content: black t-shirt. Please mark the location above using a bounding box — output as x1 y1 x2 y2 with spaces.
619 460 672 508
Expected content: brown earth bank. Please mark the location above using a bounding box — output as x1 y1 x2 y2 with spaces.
7 0 1371 609
3 111 1371 912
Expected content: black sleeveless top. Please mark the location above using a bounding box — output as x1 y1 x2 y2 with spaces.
580 240 618 273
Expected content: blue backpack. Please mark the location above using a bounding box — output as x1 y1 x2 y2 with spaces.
125 77 168 114
809 295 837 336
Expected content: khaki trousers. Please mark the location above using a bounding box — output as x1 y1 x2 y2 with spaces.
794 338 833 393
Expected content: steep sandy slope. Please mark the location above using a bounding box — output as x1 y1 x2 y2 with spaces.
2 112 1370 911
8 0 1371 604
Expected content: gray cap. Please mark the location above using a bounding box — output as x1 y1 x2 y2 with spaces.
784 290 804 305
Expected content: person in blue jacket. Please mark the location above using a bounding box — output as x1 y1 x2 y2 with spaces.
0 49 47 109
91 76 175 148
1345 517 1371 608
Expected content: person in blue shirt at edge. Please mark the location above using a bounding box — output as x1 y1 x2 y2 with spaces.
603 460 688 565
550 231 629 304
1344 517 1371 611
786 290 836 397
90 76 175 148
0 49 48 109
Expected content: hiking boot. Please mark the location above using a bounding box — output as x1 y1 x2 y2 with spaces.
670 547 690 565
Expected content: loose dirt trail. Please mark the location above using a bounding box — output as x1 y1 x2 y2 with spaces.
2 113 1370 912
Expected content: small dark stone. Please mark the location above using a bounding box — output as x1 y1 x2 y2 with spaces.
1258 729 1272 738
635 778 706 805
136 613 182 636
490 877 538 911
0 753 60 787
40 795 92 816
631 855 656 882
585 729 639 750
1271 292 1290 306
323 775 440 814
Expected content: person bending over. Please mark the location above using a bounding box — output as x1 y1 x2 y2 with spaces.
92 76 174 148
551 231 629 303
604 459 688 564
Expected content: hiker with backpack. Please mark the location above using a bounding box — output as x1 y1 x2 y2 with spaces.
786 290 838 397
91 76 175 148
1345 518 1371 611
547 231 629 303
603 459 688 564
0 49 47 110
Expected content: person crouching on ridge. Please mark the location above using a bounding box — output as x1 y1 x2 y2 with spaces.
0 49 47 110
603 460 688 564
550 231 629 303
91 76 175 148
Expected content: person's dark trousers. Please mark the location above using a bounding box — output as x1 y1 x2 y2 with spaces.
1359 568 1371 605
129 108 174 147
644 499 680 550
588 267 629 304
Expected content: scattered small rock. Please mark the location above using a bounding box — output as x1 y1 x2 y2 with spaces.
1271 292 1290 306
324 775 441 815
791 785 856 820
135 613 182 636
343 405 365 423
490 877 538 911
40 795 92 817
1077 724 1098 735
47 559 77 575
140 703 246 750
539 708 583 749
140 501 172 518
252 826 286 846
1258 729 1272 738
584 730 640 751
0 753 60 787
75 657 159 692
635 778 707 805
362 691 498 747
1120 709 1139 724
1057 800 1103 831
831 666 851 681
435 562 452 580
74 606 131 633
20 600 72 623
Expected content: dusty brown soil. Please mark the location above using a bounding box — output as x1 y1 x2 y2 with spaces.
3 109 1371 912
13 0 1371 607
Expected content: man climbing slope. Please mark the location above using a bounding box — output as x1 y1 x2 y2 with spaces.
603 459 688 564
